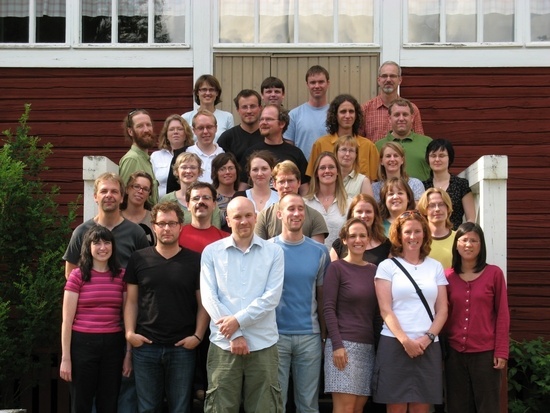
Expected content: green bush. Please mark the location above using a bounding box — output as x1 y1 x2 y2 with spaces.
0 104 78 407
508 337 550 413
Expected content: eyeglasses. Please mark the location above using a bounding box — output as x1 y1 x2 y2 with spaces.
194 125 216 132
130 184 151 193
458 238 480 245
154 221 180 228
190 195 213 202
338 148 356 154
219 166 236 173
379 74 399 79
198 88 217 94
259 117 278 123
168 126 185 133
180 165 198 171
399 210 422 219
427 202 447 210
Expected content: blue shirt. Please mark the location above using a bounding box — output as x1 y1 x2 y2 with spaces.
284 103 329 160
200 235 284 351
271 235 330 335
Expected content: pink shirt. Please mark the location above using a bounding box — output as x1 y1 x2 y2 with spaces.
445 264 510 359
361 95 424 142
65 268 126 334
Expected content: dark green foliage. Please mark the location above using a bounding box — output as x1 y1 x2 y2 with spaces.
508 337 550 413
0 104 77 407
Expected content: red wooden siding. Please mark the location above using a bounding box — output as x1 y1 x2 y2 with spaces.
0 67 194 219
401 67 550 341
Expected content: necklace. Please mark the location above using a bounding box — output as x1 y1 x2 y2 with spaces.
402 256 422 270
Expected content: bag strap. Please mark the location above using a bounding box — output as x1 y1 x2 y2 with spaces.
391 257 434 322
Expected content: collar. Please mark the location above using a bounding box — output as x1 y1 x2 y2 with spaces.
130 144 150 160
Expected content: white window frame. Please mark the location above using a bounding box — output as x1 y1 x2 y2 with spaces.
212 0 381 51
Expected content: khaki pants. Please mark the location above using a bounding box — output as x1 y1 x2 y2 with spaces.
204 343 283 413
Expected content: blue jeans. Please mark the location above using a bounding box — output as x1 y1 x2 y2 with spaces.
133 344 195 413
277 334 322 413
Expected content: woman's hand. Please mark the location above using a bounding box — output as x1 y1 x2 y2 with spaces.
60 358 72 382
493 357 507 369
402 337 425 358
332 348 348 370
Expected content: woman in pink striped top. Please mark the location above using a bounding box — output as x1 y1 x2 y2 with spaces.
60 225 129 413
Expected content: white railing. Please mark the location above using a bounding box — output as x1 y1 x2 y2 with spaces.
458 155 508 278
81 154 508 276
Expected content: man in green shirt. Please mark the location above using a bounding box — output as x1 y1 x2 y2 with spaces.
119 109 159 204
375 99 432 181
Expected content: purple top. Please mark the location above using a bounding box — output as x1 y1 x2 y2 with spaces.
323 259 378 350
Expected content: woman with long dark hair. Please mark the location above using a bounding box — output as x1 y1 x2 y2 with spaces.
444 222 509 413
60 225 129 413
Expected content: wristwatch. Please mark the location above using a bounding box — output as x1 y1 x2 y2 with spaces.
425 332 436 342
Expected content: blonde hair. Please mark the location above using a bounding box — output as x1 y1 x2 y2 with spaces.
305 152 348 216
172 152 203 181
378 141 409 181
334 135 360 174
417 187 454 230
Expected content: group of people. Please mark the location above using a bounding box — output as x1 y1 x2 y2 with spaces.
59 61 509 413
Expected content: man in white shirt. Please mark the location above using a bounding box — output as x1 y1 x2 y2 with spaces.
200 197 284 413
186 110 224 184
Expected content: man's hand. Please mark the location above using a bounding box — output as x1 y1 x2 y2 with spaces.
126 332 152 348
175 335 202 350
230 336 250 355
216 316 240 340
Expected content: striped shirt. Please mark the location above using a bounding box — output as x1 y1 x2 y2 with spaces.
65 268 126 334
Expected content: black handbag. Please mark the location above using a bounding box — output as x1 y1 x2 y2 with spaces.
391 258 449 360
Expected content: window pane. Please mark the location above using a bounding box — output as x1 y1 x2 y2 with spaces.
298 0 333 43
81 0 112 43
531 0 550 41
118 0 148 43
483 0 514 42
36 0 66 43
339 0 374 43
408 0 440 42
0 2 29 42
447 0 476 42
219 0 254 43
259 0 291 43
154 0 185 43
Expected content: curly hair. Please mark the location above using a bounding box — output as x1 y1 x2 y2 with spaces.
389 210 432 259
326 94 363 136
157 114 193 151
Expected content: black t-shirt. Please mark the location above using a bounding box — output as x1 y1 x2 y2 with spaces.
240 141 311 185
124 246 201 344
218 125 263 165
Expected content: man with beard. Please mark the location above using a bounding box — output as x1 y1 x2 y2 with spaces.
124 201 209 412
218 89 263 167
63 172 149 413
201 197 284 413
120 109 159 204
271 193 329 412
239 104 310 194
361 61 424 142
